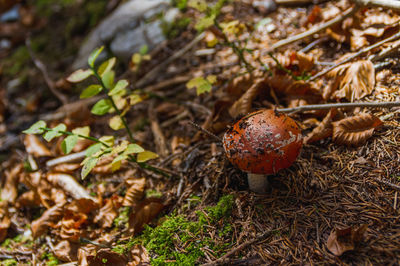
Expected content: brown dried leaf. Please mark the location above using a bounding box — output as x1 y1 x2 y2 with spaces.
47 173 95 200
123 178 146 208
128 245 150 266
53 240 79 262
94 195 122 228
327 224 368 256
24 134 52 157
333 113 383 146
59 210 88 241
229 81 261 118
129 198 164 235
87 249 127 266
66 198 99 214
16 191 41 208
304 109 337 144
328 60 375 102
1 163 23 203
0 201 10 242
31 203 65 238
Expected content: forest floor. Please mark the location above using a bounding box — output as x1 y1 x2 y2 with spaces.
1 0 400 265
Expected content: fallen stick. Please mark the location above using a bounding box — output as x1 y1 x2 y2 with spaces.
309 31 400 81
277 101 400 113
266 5 358 52
201 230 274 266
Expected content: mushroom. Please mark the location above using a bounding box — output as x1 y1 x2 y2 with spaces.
222 109 303 193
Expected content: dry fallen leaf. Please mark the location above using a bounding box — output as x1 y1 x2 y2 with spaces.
304 109 337 144
327 60 375 102
24 134 52 157
0 201 10 242
123 177 146 208
327 224 368 256
31 203 65 238
59 210 88 241
94 195 122 228
333 113 383 146
129 198 164 235
53 240 79 262
128 245 150 266
1 163 23 204
229 81 261 118
47 173 95 200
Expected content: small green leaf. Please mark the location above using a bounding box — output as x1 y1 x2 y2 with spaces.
72 126 90 137
131 53 142 65
80 85 102 99
195 14 215 31
66 69 93 83
137 151 159 162
23 120 47 134
85 143 103 157
186 76 212 95
102 70 115 89
125 144 145 154
81 157 99 179
98 57 116 77
99 136 115 147
91 99 112 115
88 46 104 67
206 75 217 84
61 135 78 154
111 154 127 167
109 80 129 96
139 45 149 55
43 123 66 142
109 116 124 130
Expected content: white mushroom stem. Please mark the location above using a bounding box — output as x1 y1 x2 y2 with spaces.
247 173 270 194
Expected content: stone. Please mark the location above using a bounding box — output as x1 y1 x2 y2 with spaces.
72 0 179 69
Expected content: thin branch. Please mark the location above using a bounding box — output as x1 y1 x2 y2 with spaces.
277 101 400 113
188 121 222 142
26 38 68 105
369 39 400 62
310 31 400 81
201 230 274 266
266 5 358 52
351 0 400 11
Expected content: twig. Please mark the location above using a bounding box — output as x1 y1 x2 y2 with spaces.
277 101 400 113
26 38 68 105
369 39 400 62
266 5 358 52
201 230 274 266
310 31 400 81
136 32 206 88
351 0 400 11
46 151 86 167
188 121 222 142
375 177 400 191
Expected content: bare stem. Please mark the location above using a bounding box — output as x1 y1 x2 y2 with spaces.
247 173 269 194
351 0 400 11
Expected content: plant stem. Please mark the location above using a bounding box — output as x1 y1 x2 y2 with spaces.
90 67 135 143
41 127 110 147
127 155 170 178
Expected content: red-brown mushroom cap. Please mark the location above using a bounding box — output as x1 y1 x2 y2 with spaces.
223 109 302 175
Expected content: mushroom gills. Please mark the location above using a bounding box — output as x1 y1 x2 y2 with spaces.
247 173 269 194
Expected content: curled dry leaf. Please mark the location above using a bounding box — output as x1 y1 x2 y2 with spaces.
327 224 368 256
0 201 10 242
47 173 95 200
333 113 383 146
327 60 375 102
31 203 65 238
1 163 23 204
16 190 41 208
24 134 52 157
94 195 122 228
128 245 150 266
59 210 88 241
66 198 99 214
304 109 337 144
87 249 127 266
229 81 261 118
53 240 79 262
123 177 146 208
129 198 164 235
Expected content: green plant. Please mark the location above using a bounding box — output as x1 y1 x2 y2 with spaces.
23 47 167 179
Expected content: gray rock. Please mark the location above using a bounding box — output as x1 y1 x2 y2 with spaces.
73 0 179 69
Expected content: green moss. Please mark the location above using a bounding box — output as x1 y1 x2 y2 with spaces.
172 0 189 10
113 206 130 228
1 259 17 266
41 252 58 266
145 190 163 199
140 195 234 265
